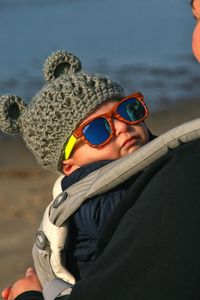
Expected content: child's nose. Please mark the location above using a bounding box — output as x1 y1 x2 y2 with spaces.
112 117 132 135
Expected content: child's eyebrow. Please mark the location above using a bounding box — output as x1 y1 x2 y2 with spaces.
190 0 194 8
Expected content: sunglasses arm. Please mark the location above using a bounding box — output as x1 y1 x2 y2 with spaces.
64 135 78 160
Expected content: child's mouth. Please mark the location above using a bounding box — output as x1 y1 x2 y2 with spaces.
122 137 138 149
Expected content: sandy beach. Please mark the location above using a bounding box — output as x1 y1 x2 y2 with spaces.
0 99 200 291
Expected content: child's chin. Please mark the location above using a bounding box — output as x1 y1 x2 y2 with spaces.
126 145 140 155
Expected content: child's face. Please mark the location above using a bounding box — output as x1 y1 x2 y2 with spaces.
63 100 149 175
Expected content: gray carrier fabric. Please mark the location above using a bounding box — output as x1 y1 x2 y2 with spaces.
32 118 200 299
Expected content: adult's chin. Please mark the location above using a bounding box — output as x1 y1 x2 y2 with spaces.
192 21 200 63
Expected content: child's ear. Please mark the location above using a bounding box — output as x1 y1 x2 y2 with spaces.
62 159 80 176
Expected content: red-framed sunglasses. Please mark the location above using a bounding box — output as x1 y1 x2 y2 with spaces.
64 92 148 159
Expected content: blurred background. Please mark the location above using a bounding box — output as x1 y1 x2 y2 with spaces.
0 0 199 292
0 0 200 109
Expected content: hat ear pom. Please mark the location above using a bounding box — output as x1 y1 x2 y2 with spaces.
0 95 27 134
43 50 82 82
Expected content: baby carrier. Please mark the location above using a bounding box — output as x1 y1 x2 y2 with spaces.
32 118 200 300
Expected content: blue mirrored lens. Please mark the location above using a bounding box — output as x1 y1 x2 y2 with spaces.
116 98 145 122
83 117 111 146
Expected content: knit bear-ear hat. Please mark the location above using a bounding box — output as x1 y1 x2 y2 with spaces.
0 50 124 172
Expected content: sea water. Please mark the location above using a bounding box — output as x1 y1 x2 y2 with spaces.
0 0 199 110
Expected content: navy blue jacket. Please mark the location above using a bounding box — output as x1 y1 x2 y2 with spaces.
61 160 130 280
61 131 156 280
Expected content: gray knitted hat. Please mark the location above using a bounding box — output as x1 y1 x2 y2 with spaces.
0 50 124 172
